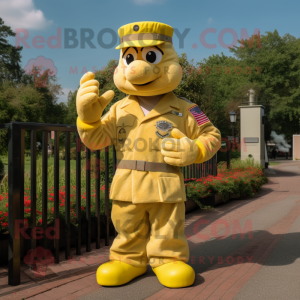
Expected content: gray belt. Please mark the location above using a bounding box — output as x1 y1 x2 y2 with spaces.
117 160 177 172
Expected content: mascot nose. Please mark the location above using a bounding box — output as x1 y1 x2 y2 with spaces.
125 60 158 85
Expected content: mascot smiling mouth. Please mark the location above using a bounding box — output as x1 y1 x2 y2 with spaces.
133 79 156 86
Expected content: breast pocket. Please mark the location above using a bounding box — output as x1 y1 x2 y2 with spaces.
116 116 136 152
151 117 178 151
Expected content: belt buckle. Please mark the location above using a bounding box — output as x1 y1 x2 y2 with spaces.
136 160 146 171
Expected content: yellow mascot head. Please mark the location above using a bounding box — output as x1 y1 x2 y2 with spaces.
113 21 182 96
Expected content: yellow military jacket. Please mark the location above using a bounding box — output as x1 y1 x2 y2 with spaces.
77 92 221 203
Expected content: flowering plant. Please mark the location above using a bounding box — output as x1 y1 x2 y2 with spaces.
186 159 268 207
0 184 111 234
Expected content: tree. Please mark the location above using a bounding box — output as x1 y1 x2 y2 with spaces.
230 30 300 139
65 90 77 125
0 17 23 83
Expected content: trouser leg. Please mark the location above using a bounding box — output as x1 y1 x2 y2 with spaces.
146 201 189 268
110 200 150 268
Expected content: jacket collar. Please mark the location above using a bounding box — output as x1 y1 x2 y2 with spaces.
120 92 180 123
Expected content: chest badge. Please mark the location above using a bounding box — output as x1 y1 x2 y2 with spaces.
156 120 172 139
118 127 126 143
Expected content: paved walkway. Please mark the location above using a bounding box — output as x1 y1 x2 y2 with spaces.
1 160 300 300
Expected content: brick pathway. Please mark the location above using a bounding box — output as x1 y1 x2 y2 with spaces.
1 160 300 300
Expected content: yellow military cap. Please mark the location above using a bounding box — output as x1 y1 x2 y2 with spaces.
116 21 173 50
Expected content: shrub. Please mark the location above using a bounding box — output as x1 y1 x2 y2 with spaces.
82 157 106 179
217 148 240 163
0 157 4 176
187 158 268 207
60 147 85 160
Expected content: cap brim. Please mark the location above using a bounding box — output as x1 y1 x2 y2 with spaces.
115 40 165 50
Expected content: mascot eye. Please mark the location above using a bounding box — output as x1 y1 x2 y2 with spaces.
124 54 134 65
122 48 137 66
142 47 162 64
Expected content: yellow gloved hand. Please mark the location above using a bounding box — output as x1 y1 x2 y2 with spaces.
161 128 201 167
76 72 115 123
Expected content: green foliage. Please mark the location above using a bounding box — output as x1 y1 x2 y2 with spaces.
230 30 300 139
0 156 3 177
0 18 68 153
60 147 80 160
0 17 23 83
217 144 241 163
186 158 268 207
65 90 78 125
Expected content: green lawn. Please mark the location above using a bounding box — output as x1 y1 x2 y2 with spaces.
269 162 281 166
1 155 77 176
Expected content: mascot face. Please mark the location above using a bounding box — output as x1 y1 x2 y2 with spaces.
113 43 182 96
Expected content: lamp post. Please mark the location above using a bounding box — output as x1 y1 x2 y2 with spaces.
229 110 237 141
227 110 237 169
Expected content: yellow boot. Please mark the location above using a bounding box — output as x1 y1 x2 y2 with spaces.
153 261 195 288
96 261 147 286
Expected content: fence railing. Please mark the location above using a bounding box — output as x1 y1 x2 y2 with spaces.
0 122 217 285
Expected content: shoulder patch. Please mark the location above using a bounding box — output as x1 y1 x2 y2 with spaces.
177 96 193 104
188 105 210 126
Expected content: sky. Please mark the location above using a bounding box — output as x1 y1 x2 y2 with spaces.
1 0 299 103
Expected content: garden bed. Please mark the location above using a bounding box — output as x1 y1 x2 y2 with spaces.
186 159 268 208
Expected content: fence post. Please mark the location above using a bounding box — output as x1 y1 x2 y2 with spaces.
54 131 60 263
227 139 231 169
76 132 81 255
30 130 37 269
42 131 48 251
64 132 71 260
95 150 101 249
104 146 109 246
112 147 118 237
86 148 91 252
214 153 218 176
8 122 23 285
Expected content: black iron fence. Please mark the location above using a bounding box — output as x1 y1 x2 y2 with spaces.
0 122 217 285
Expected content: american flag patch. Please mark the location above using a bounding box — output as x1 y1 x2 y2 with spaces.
188 105 210 126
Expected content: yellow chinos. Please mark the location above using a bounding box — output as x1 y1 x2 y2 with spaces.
109 200 189 268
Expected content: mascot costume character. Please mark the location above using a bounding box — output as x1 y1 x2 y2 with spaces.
76 21 221 288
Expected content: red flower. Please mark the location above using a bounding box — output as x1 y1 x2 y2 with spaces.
24 200 31 207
